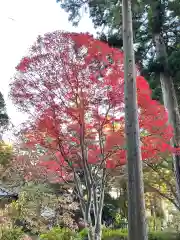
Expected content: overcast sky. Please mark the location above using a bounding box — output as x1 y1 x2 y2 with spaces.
0 0 95 142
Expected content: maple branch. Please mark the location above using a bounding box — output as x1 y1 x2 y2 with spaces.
74 176 86 219
94 129 107 222
146 184 180 211
100 104 111 128
56 139 87 217
95 167 106 231
145 162 178 201
23 71 55 110
56 133 93 225
25 62 70 114
93 103 112 175
94 146 121 177
79 122 94 222
60 54 79 99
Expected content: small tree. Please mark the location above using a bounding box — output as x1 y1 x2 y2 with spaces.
10 31 173 240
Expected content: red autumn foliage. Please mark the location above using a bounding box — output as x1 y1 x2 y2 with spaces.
10 31 174 182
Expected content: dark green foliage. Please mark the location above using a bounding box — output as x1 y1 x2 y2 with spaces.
142 48 180 104
99 33 123 49
57 0 121 28
169 50 180 88
148 1 165 34
0 92 9 131
102 192 121 222
56 0 89 26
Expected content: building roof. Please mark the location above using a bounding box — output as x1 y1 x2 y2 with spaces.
0 187 17 197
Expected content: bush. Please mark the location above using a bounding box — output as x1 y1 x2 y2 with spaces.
0 227 25 240
40 227 180 240
102 229 127 240
78 228 88 239
148 232 180 240
40 227 81 240
102 229 180 240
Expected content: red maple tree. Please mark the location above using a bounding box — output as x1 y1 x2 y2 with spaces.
10 31 173 239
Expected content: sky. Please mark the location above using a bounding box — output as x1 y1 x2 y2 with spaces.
0 0 95 142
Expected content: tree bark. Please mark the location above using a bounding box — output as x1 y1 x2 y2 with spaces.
152 2 180 208
122 0 148 240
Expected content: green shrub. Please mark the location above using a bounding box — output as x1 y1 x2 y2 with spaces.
40 227 180 240
78 228 88 239
148 231 180 240
101 229 180 240
102 228 127 240
0 227 25 240
40 227 81 240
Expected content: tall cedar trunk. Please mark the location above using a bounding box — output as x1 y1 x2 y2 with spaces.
152 2 180 207
122 1 148 240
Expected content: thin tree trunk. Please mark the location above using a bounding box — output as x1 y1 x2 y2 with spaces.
94 170 106 240
122 0 148 240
